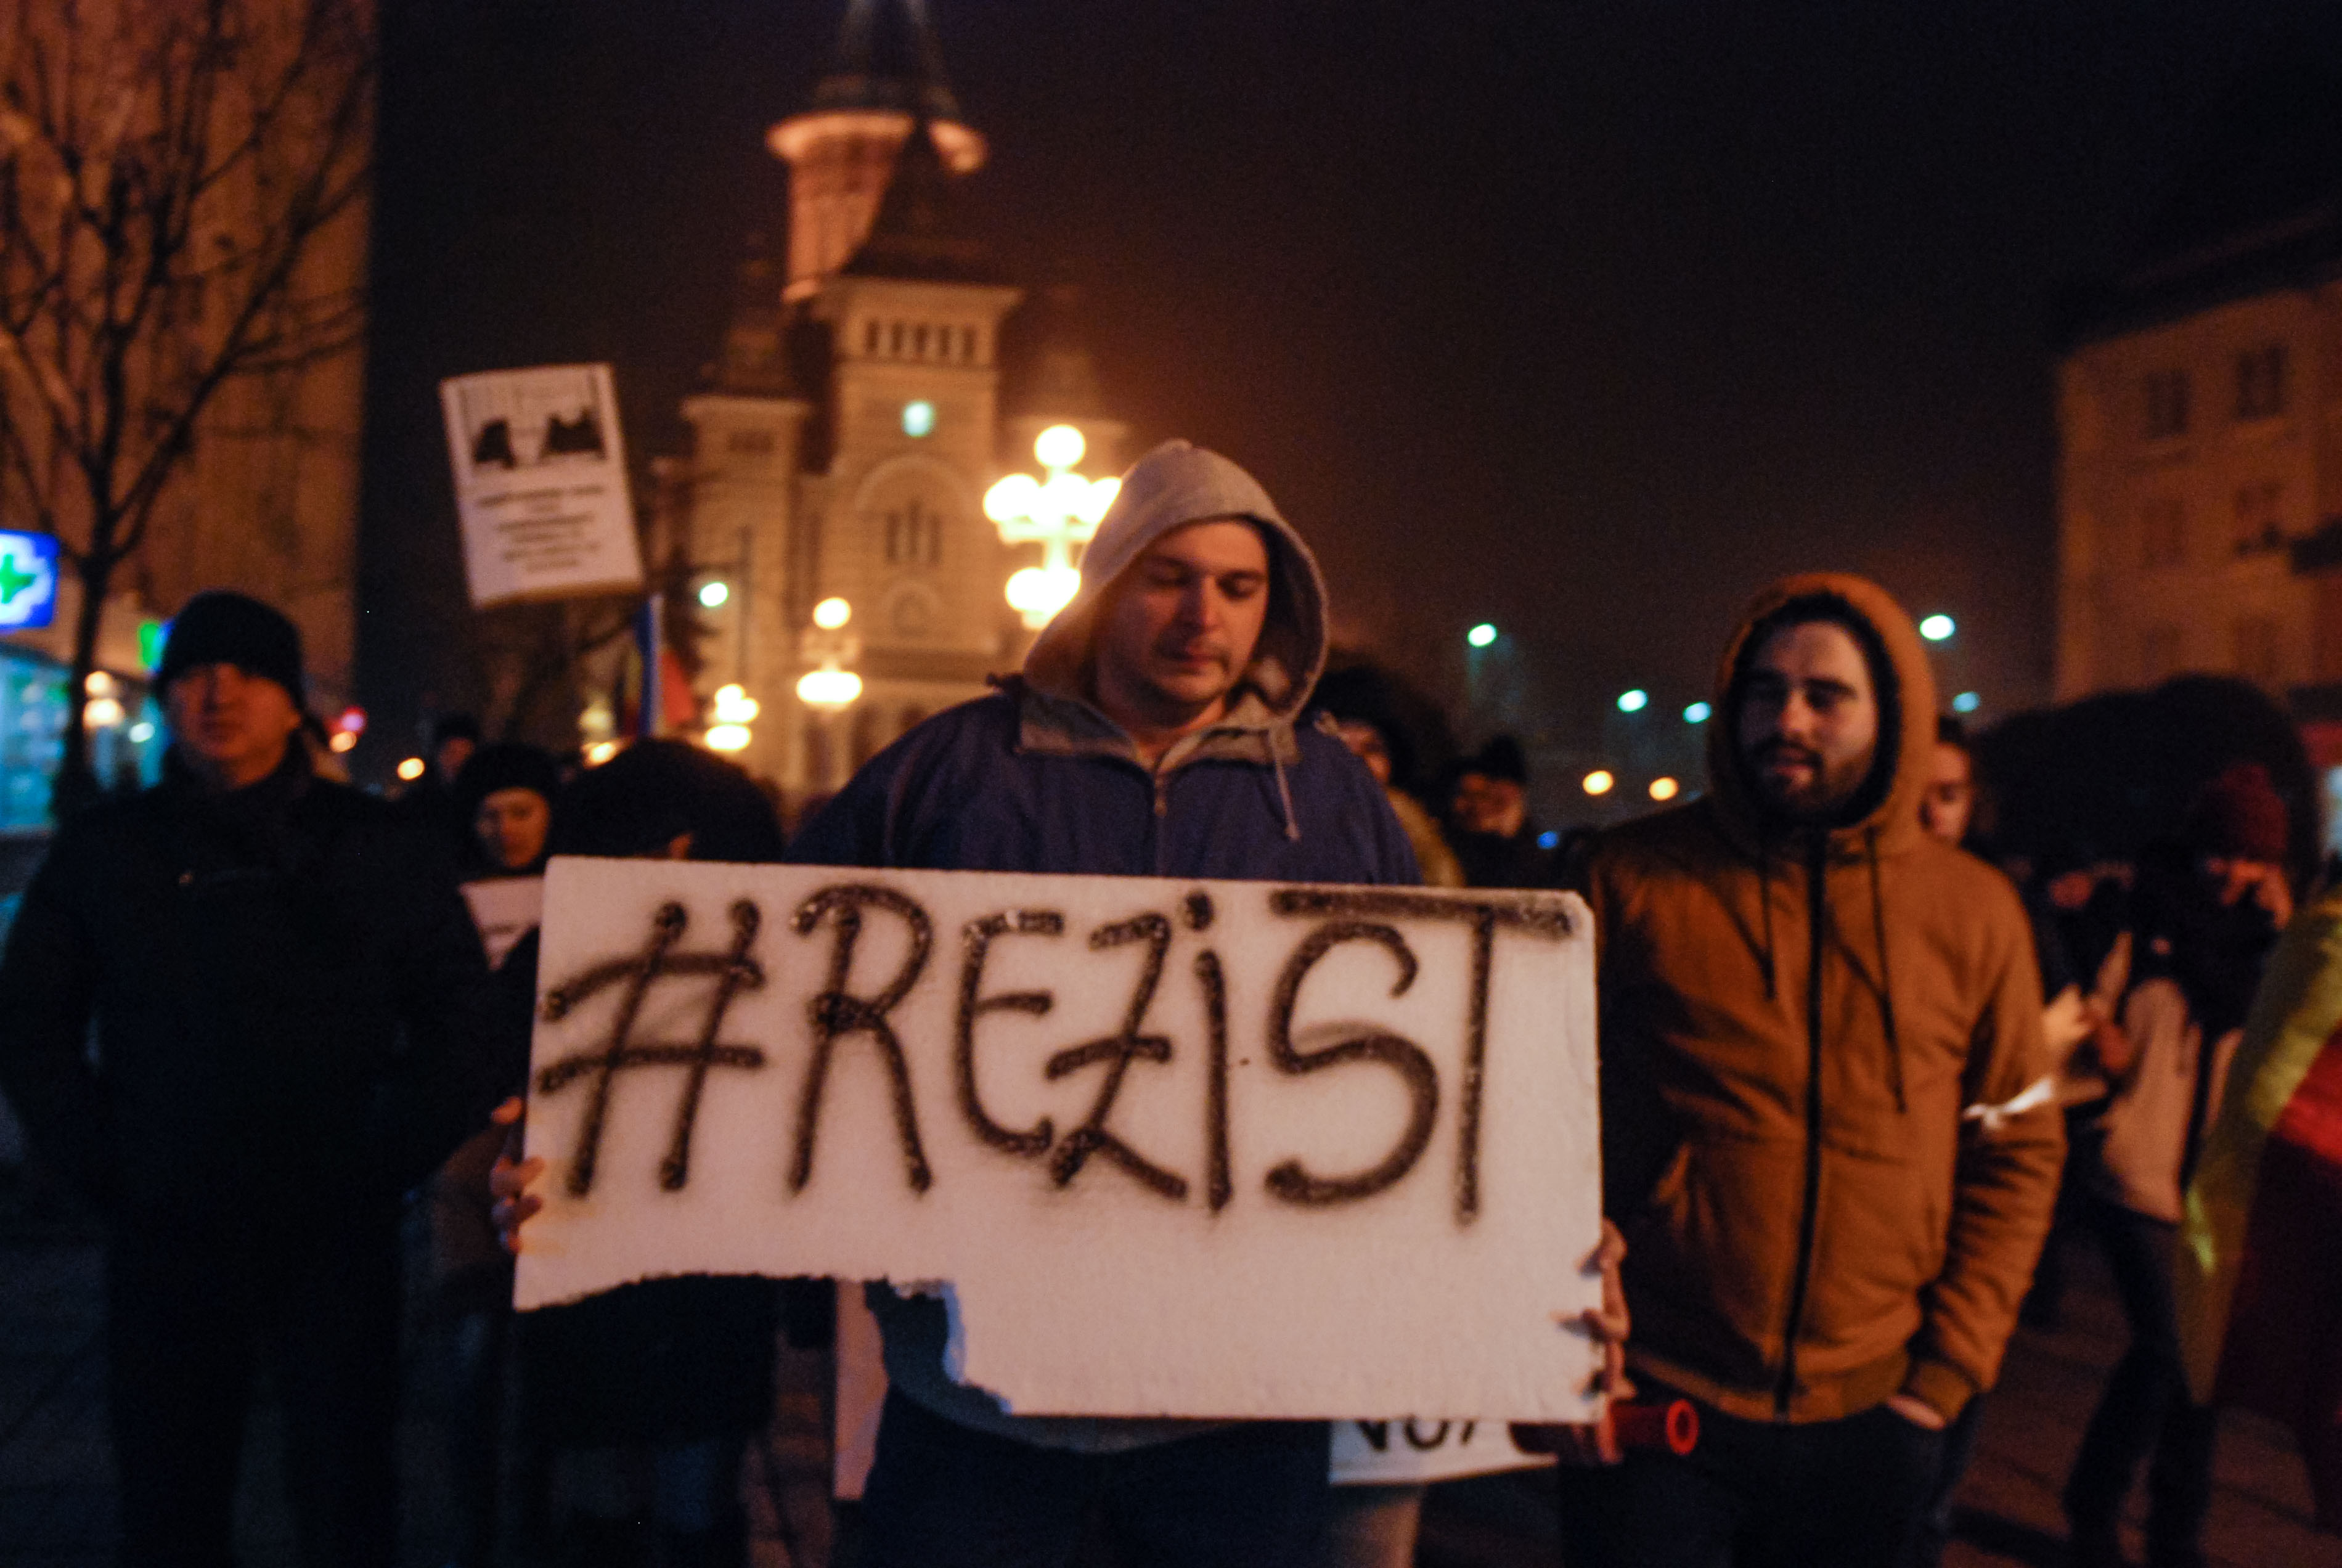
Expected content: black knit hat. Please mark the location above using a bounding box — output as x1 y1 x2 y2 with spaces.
452 742 562 827
155 591 305 705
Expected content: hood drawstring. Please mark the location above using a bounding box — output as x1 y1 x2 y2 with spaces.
1866 825 1906 1114
1757 830 1780 1000
1270 744 1300 842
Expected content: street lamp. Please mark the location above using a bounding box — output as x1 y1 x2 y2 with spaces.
796 598 862 714
1467 623 1498 649
1617 688 1649 714
1919 613 1956 643
705 684 759 752
984 425 1120 630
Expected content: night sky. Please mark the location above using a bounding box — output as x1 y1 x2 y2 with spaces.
359 0 2342 799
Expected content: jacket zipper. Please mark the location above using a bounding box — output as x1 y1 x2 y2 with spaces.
1151 769 1170 878
1774 836 1829 1418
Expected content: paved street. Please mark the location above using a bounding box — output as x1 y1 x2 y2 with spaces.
2 1171 2335 1567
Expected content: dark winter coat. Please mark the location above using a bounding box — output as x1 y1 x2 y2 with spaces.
0 748 500 1227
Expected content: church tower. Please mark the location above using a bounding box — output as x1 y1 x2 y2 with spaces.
672 0 1122 799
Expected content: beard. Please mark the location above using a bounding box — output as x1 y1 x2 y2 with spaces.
1744 737 1875 824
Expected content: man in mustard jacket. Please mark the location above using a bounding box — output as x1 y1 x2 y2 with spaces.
1556 573 2063 1566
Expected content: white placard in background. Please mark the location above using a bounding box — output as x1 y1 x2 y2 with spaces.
515 857 1604 1424
440 364 644 608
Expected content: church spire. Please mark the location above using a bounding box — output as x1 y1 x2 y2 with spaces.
768 1 987 300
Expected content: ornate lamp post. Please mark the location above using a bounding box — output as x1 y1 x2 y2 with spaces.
983 425 1120 630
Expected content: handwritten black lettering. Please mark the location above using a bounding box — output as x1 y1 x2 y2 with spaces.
1196 949 1232 1212
790 885 934 1194
1403 1419 1452 1450
955 910 1063 1158
1045 913 1188 1201
536 901 769 1196
1264 921 1438 1207
1356 1421 1390 1452
1183 890 1214 932
1270 888 1570 1223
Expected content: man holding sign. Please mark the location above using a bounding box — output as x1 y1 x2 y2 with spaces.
782 441 1607 1564
1566 574 2062 1566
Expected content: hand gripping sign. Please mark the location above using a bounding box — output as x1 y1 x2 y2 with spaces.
516 857 1604 1424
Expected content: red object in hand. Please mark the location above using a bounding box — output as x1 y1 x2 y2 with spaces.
1609 1398 1699 1456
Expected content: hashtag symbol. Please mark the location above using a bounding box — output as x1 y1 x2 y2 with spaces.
537 900 768 1195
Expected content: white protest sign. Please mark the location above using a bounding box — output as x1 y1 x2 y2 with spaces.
440 364 645 608
462 876 544 969
515 857 1604 1423
1329 1417 1551 1485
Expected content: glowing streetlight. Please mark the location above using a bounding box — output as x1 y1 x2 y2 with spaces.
985 426 1120 630
1684 701 1712 724
1952 690 1980 714
129 721 155 743
83 696 124 728
584 740 621 767
397 756 426 782
698 580 730 609
704 683 760 751
1467 623 1498 649
1583 769 1615 796
1919 613 1956 643
1649 776 1680 802
901 399 936 438
1617 688 1649 713
797 601 863 714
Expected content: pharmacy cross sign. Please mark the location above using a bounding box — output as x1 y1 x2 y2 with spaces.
0 533 59 631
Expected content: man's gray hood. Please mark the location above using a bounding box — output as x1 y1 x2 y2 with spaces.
1021 440 1329 722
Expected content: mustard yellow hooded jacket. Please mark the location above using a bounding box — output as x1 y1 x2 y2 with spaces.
1588 573 2063 1424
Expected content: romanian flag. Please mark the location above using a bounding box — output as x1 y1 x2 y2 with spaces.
2177 887 2342 1532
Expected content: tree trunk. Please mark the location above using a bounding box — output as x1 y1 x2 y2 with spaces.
51 545 114 819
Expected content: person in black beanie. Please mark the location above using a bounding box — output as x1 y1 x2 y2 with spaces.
454 740 562 878
1445 735 1560 889
0 588 501 1568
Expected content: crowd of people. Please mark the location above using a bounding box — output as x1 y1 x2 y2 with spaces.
0 438 2337 1568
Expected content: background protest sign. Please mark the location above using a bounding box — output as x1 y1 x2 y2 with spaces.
439 364 644 608
515 857 1604 1423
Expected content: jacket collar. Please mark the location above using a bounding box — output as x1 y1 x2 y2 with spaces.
1008 676 1300 773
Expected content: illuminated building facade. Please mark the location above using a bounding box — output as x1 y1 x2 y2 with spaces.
664 0 1124 797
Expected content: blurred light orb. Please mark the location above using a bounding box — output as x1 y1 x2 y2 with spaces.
1649 776 1681 802
704 724 752 752
396 756 426 782
584 740 620 767
84 670 116 697
328 730 357 754
1952 690 1981 714
983 472 1042 525
1919 613 1956 642
1034 424 1086 470
796 668 863 711
1466 623 1498 649
1537 830 1560 850
1007 565 1082 629
901 399 936 438
812 597 852 631
1077 476 1121 526
83 696 124 728
1617 688 1649 713
128 721 155 743
1684 701 1712 724
1583 769 1615 796
338 705 367 735
712 684 760 724
698 580 729 609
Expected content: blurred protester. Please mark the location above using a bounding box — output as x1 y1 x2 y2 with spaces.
400 711 486 855
1566 575 2061 1567
500 740 786 1568
2177 878 2342 1535
0 590 497 1568
1314 667 1464 889
1918 713 1981 846
1910 714 2096 1568
457 741 560 879
1447 736 1557 888
432 740 562 1568
2063 762 2291 1568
